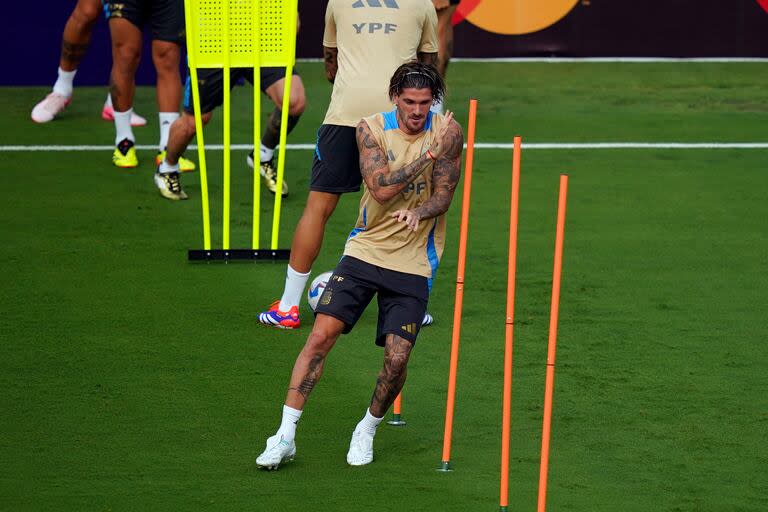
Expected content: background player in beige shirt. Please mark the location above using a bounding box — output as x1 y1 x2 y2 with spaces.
258 0 439 330
256 62 463 469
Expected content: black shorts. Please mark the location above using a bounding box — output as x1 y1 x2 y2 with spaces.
182 67 300 114
314 256 429 346
102 0 185 43
310 125 361 194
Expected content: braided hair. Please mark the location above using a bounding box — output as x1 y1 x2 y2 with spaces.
388 62 445 104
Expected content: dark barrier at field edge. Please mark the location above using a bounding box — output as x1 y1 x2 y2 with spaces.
3 0 767 86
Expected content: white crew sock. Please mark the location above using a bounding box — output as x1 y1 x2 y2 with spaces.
276 404 303 442
278 265 311 311
52 67 77 98
260 143 275 163
159 112 180 150
356 408 383 436
104 93 112 108
159 158 179 174
114 109 135 145
430 98 444 115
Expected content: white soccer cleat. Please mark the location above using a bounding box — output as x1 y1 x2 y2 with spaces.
256 434 296 470
154 170 188 201
31 93 71 123
346 429 374 466
101 104 147 126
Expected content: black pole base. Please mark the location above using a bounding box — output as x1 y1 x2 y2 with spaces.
188 249 291 262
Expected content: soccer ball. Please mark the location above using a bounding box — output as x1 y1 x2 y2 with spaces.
307 271 333 312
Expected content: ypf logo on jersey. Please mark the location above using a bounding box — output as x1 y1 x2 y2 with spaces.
352 0 399 35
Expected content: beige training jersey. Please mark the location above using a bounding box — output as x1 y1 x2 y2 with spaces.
344 110 448 278
322 0 438 127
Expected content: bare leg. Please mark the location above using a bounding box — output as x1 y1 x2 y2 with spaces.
151 40 182 112
60 0 101 71
261 75 307 148
369 335 414 417
165 111 213 165
435 5 458 78
284 314 347 410
288 191 341 273
108 18 142 111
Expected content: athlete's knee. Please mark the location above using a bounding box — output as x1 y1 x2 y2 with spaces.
152 43 181 74
179 111 212 136
305 329 335 355
72 0 101 26
305 192 339 222
288 91 306 116
113 44 141 72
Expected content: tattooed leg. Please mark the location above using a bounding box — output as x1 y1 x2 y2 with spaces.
285 314 345 409
369 335 414 418
59 0 101 71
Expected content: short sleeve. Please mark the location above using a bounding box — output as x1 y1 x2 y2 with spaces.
418 1 439 54
323 0 337 48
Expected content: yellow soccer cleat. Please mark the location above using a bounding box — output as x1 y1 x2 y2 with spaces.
156 150 196 173
113 138 139 168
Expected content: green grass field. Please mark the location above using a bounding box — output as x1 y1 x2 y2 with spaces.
1 62 767 511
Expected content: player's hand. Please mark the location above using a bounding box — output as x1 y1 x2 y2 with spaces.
428 110 455 160
392 209 422 231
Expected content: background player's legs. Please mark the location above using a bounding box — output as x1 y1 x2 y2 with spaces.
155 111 213 201
431 3 458 114
151 40 182 152
256 314 346 468
348 334 414 466
257 191 339 328
31 0 99 122
288 191 340 275
251 76 307 197
108 17 142 167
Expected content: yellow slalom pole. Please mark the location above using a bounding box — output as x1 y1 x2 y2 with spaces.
251 0 262 250
221 0 231 250
270 3 298 250
183 0 211 250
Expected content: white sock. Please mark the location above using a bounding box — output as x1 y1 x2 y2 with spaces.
52 67 76 98
159 112 180 150
356 408 383 436
104 93 112 108
114 109 135 145
276 404 302 442
159 158 179 174
430 98 444 115
260 143 275 163
278 265 311 311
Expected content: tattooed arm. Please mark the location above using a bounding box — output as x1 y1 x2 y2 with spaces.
391 120 464 230
323 46 338 83
357 112 456 204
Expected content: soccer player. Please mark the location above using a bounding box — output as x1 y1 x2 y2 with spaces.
155 61 306 199
30 0 146 126
429 0 460 114
257 0 438 329
256 62 463 469
105 0 194 171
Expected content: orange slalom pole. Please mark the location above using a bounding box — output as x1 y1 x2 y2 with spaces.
537 174 569 512
500 136 522 512
438 99 477 472
387 392 406 426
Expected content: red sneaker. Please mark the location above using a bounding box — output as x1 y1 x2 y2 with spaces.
258 300 300 329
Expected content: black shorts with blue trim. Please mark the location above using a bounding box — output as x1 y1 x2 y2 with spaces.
314 256 429 346
182 67 300 115
310 125 361 194
102 0 185 43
